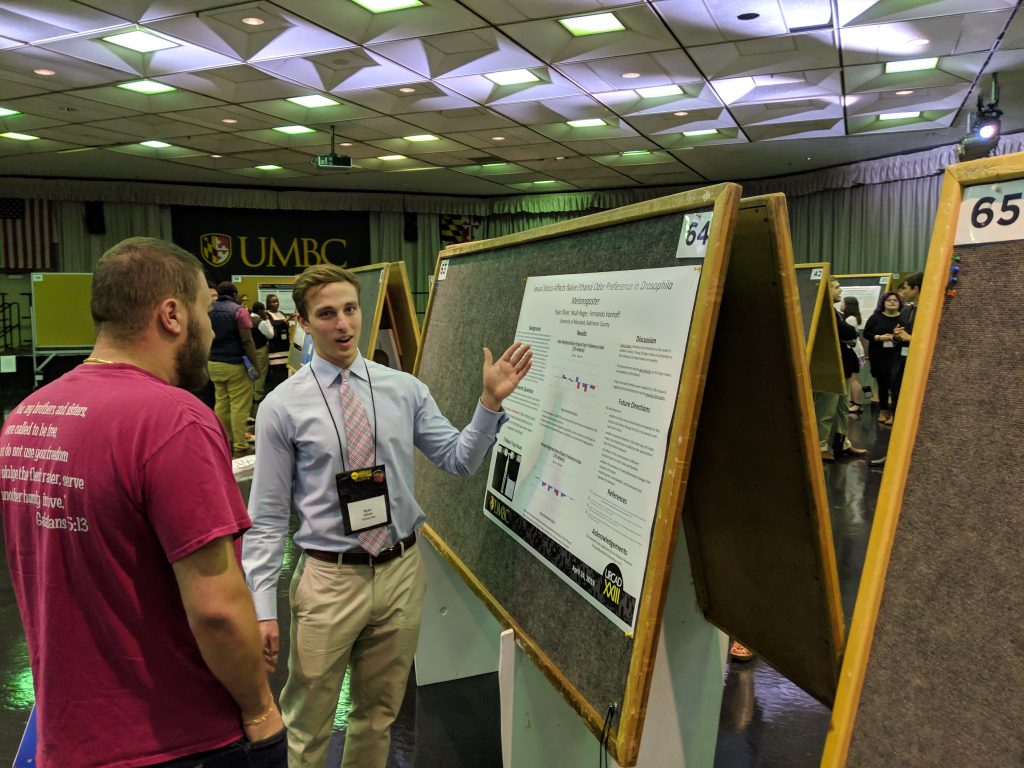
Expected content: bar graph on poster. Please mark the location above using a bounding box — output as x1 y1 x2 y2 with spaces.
482 265 701 631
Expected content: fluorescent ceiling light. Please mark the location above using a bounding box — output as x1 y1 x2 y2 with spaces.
567 118 605 128
895 90 914 96
1 132 38 141
273 125 315 134
286 95 339 108
637 84 683 98
879 111 920 120
255 164 282 170
102 30 179 53
404 134 438 142
482 162 507 167
683 129 718 137
241 17 265 25
0 107 21 117
485 69 540 86
559 13 625 36
534 180 556 184
884 57 938 74
350 0 423 12
118 80 176 94
621 150 650 156
378 154 406 160
140 140 171 148
34 69 55 76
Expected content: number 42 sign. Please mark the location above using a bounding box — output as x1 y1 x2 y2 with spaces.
955 180 1024 245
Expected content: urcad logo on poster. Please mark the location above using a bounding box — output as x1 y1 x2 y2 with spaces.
200 233 232 267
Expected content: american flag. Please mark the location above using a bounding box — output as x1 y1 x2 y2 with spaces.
0 198 55 270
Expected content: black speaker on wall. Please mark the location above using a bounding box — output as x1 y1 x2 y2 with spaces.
84 201 106 235
403 212 417 242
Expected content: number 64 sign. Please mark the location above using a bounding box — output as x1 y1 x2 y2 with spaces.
955 181 1024 245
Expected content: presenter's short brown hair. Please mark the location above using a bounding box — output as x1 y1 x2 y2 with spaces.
293 265 361 319
91 237 203 342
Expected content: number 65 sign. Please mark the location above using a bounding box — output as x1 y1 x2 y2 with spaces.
955 180 1024 245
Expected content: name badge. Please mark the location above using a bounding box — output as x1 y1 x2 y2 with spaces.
900 346 909 357
883 341 894 348
335 464 392 535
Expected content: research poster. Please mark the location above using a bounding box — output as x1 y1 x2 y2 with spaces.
483 266 701 631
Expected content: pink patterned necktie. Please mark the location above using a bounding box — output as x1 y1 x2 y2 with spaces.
340 368 391 555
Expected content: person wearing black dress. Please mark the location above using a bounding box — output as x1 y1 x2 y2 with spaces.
862 291 903 425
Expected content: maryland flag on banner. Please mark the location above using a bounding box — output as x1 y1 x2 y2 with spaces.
439 214 480 245
0 198 55 270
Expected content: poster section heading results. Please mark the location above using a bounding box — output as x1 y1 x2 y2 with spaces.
484 266 700 632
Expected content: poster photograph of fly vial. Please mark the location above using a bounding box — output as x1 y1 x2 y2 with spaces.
483 266 700 632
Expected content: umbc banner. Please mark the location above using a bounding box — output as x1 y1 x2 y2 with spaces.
171 206 371 283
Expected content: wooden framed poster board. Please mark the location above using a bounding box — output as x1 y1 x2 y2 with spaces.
822 153 1024 767
795 262 846 394
412 185 741 766
684 195 845 706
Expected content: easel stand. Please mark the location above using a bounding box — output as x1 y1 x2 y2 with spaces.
497 530 726 768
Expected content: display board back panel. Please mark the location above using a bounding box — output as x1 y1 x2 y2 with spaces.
823 155 1024 766
795 263 825 342
683 196 844 706
413 185 740 766
795 263 845 394
350 263 387 354
31 273 94 349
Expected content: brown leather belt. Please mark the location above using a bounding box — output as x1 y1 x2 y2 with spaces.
304 532 416 567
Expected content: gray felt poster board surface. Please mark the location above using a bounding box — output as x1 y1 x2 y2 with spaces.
412 185 741 766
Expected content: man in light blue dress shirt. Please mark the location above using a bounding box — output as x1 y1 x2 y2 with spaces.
242 265 532 767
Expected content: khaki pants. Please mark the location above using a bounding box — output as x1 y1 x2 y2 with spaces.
207 361 253 453
282 546 426 768
813 390 850 450
252 346 270 404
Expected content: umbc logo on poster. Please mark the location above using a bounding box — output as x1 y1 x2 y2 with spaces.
601 563 623 607
200 233 232 268
198 233 349 269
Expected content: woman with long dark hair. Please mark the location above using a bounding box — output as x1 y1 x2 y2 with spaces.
862 291 903 425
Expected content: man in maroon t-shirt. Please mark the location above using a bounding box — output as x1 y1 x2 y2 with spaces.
0 237 285 767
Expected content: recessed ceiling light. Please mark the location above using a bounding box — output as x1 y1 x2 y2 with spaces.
567 118 605 128
241 17 265 25
404 134 438 142
737 12 760 21
222 118 238 124
895 89 914 96
33 69 55 76
683 129 718 137
287 95 339 108
906 38 930 47
621 72 641 79
379 154 406 160
555 156 566 160
0 132 38 141
102 29 179 53
398 87 417 94
273 125 315 134
534 179 556 184
0 107 21 117
117 79 177 94
339 142 352 147
485 69 540 86
140 140 171 148
637 84 683 98
879 111 920 120
673 111 689 117
559 13 625 36
350 0 424 12
491 136 506 141
255 164 282 170
884 57 938 74
210 154 222 158
621 150 650 156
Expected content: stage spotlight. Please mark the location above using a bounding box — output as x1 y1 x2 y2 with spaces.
956 75 1002 162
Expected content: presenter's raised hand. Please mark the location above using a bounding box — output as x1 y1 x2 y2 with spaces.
481 342 533 411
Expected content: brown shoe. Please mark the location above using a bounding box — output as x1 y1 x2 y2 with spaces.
821 450 835 462
877 410 891 423
843 446 869 457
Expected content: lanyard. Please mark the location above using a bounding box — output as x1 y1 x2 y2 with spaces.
313 362 378 472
